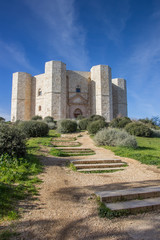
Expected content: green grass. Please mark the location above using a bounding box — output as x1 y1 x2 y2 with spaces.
104 137 160 167
0 131 60 221
0 229 19 240
68 163 77 171
97 199 130 219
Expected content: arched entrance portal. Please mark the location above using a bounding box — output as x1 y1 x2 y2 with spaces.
74 108 82 118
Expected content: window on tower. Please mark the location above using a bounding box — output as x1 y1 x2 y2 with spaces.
38 88 42 96
76 85 81 93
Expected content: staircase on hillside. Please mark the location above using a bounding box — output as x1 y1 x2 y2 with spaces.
96 186 160 213
71 158 127 172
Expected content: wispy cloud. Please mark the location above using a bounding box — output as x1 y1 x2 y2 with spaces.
24 0 89 70
91 0 131 45
0 40 35 72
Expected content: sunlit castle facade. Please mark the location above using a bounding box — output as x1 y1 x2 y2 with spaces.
11 60 127 122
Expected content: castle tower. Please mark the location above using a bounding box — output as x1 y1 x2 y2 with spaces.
11 72 32 122
44 61 67 119
91 65 113 121
112 78 127 118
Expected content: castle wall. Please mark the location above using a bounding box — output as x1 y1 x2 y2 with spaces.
44 61 67 119
32 74 46 118
11 60 127 122
112 78 127 118
11 72 32 121
67 70 90 118
91 65 113 121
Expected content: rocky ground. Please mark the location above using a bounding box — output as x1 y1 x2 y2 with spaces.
2 132 160 240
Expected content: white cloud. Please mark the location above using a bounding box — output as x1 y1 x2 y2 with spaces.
24 0 89 70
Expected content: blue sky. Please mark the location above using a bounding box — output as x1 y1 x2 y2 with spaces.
0 0 160 120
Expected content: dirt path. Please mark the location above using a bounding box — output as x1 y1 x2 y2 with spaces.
8 132 160 239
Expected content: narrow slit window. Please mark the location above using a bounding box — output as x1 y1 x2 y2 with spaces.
39 106 41 111
38 88 42 96
76 85 81 93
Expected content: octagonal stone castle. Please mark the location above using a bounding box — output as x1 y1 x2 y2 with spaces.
11 60 127 122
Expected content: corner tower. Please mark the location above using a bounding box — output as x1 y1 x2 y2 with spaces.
91 65 113 121
11 72 32 121
112 78 127 118
44 61 67 119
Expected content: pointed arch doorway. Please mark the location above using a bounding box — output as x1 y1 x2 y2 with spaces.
74 108 82 118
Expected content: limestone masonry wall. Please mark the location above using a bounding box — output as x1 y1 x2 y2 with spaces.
11 60 128 122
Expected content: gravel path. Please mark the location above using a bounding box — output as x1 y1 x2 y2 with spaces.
7 132 160 239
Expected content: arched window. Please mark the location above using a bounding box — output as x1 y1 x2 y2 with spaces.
76 85 81 93
38 106 41 111
38 88 42 96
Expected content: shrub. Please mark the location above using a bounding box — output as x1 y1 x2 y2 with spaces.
125 122 153 137
0 123 26 158
139 118 157 129
31 115 42 121
47 122 56 130
94 128 137 149
109 117 131 128
44 116 54 123
89 115 106 122
0 117 5 122
78 118 89 130
77 115 85 120
151 129 160 138
87 120 107 135
57 120 77 133
19 121 49 137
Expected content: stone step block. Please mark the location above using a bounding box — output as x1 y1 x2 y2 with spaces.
55 147 90 150
77 167 125 172
105 197 160 213
71 159 122 164
96 186 160 203
74 163 125 169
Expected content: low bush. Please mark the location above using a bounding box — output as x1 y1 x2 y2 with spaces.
151 129 160 138
94 128 137 149
139 118 157 129
47 122 56 130
0 124 26 158
109 117 131 128
31 115 42 121
89 115 106 122
78 118 89 130
19 121 49 137
77 115 85 120
87 120 107 135
57 119 77 133
0 117 5 122
44 116 54 123
125 122 153 137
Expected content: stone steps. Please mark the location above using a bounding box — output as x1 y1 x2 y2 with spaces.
96 186 160 214
55 147 90 150
70 157 126 172
74 163 125 169
71 159 122 164
105 197 160 213
96 186 160 202
77 167 125 172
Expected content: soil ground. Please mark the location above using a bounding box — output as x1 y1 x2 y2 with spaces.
1 132 160 240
